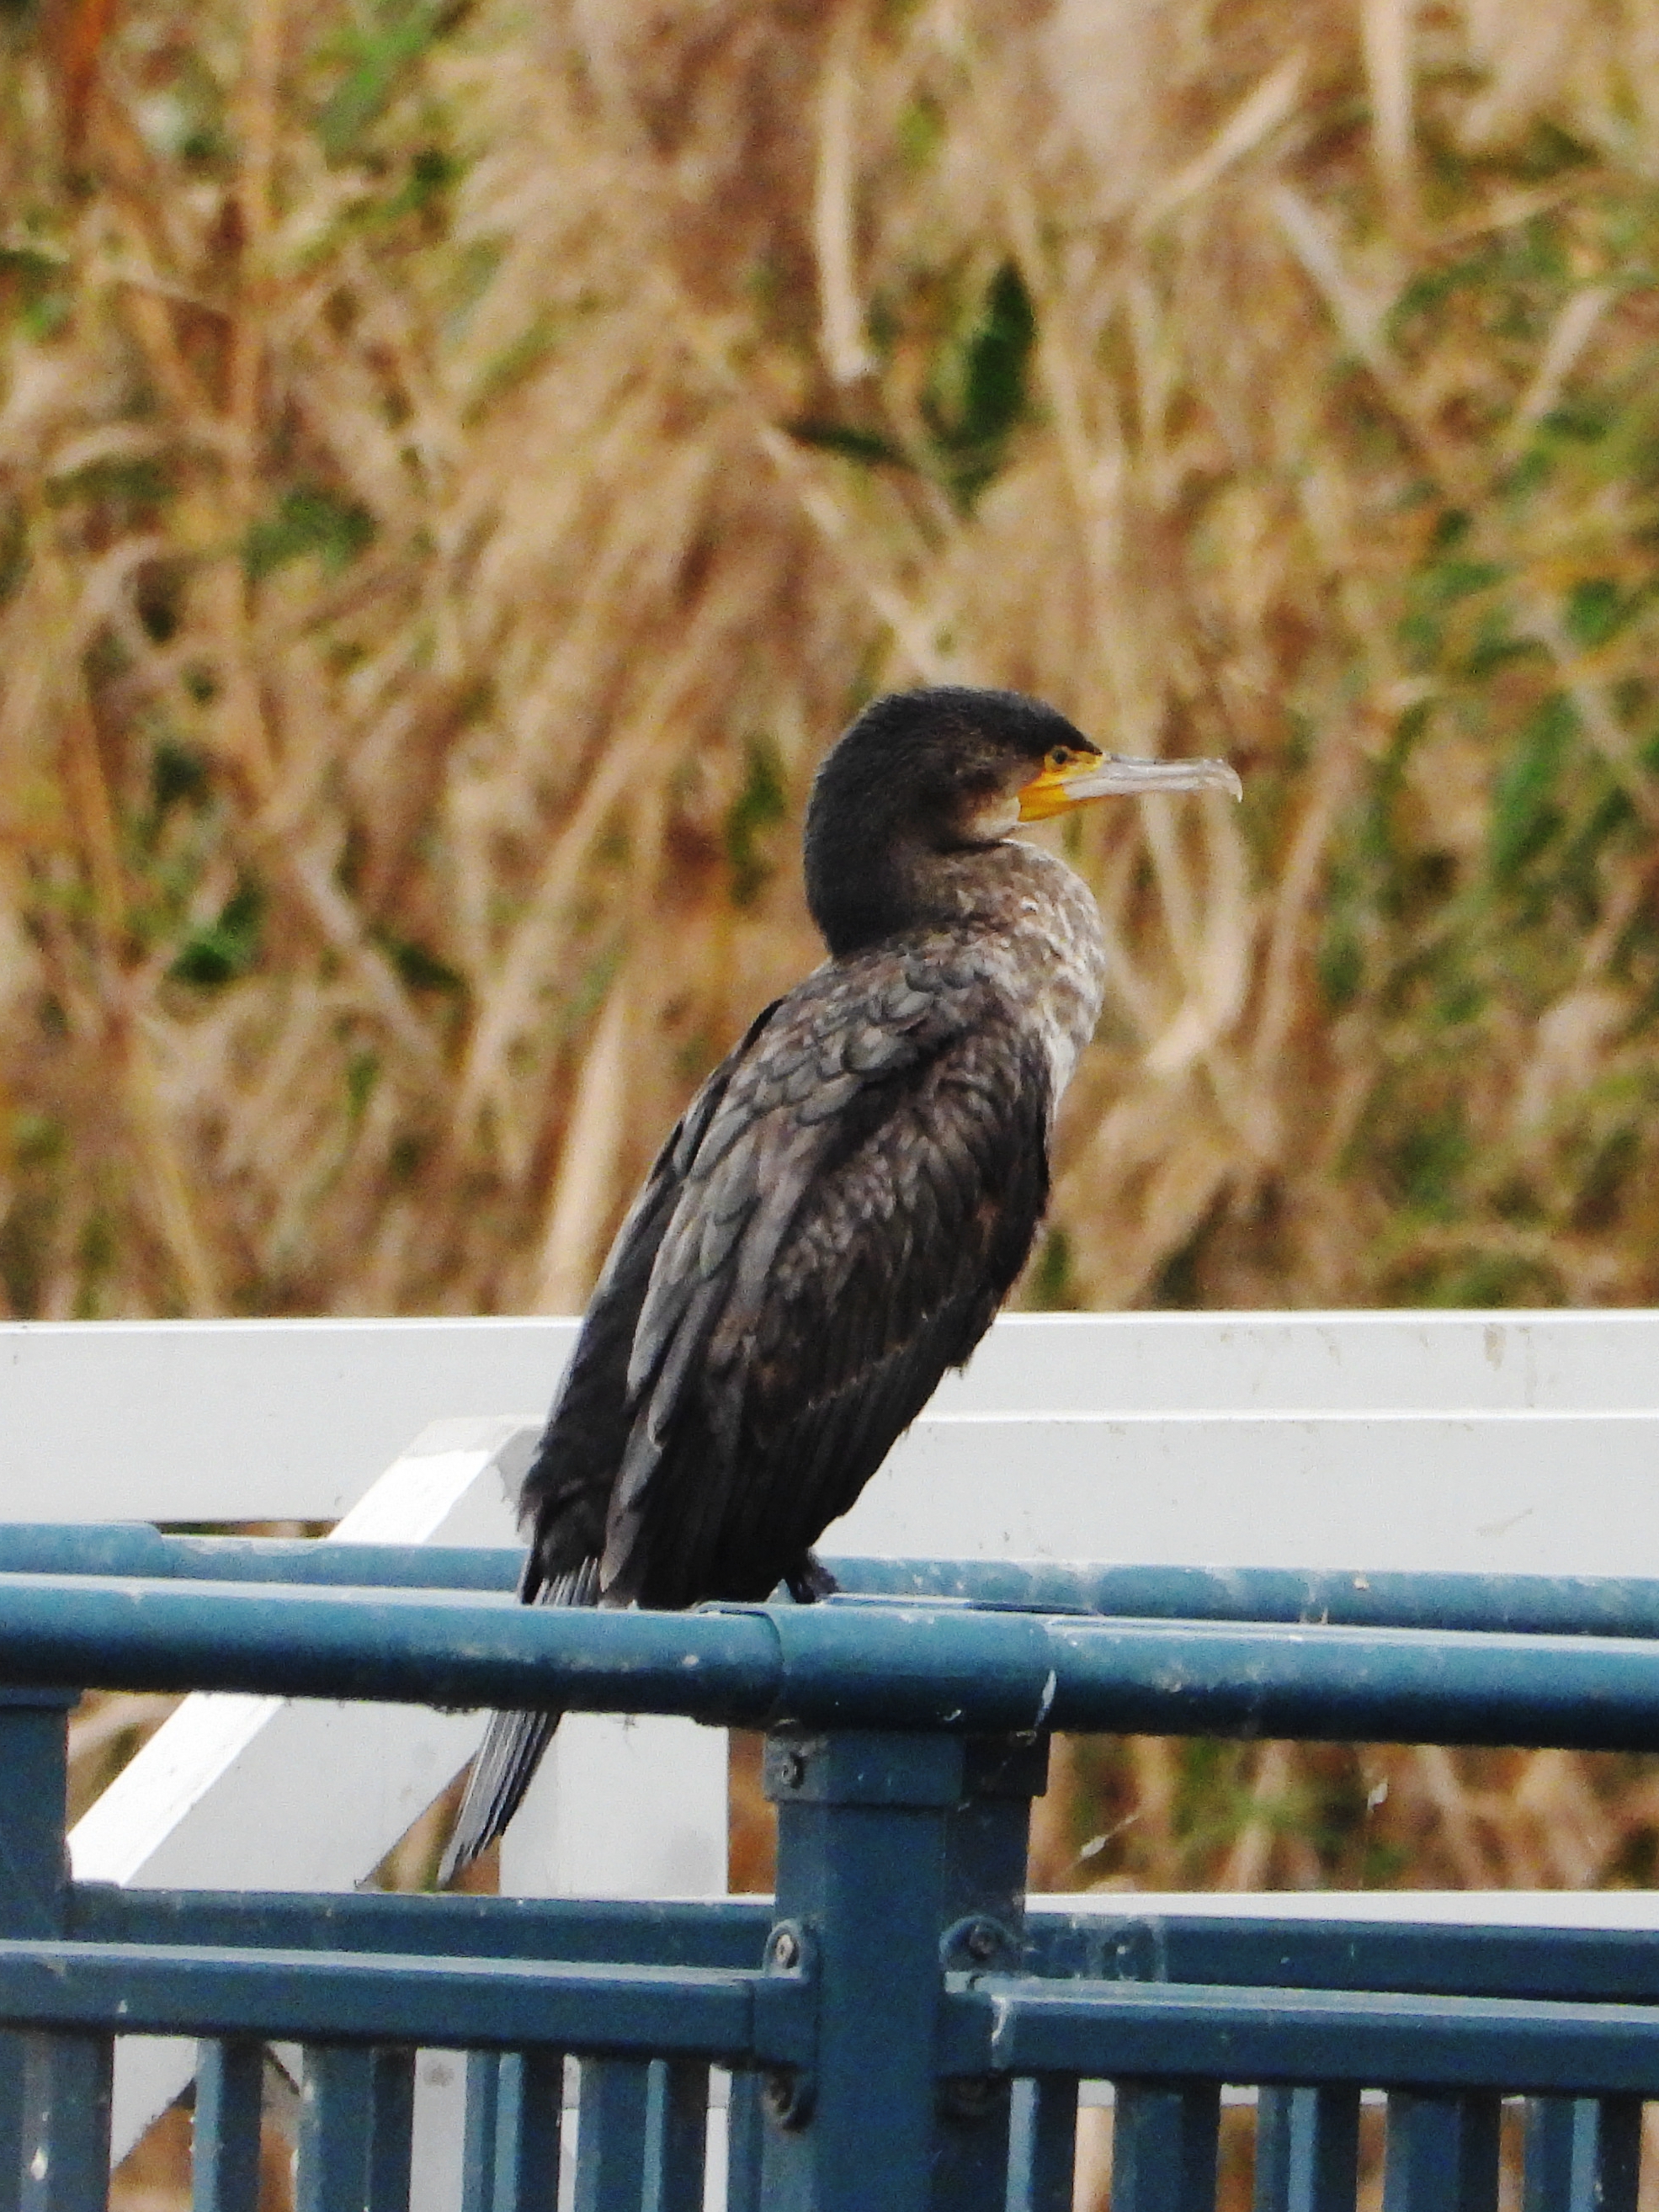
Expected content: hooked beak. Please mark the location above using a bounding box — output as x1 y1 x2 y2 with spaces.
1017 751 1243 822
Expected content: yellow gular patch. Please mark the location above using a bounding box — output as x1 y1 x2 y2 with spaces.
1016 758 1098 822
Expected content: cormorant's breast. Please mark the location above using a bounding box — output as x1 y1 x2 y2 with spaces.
919 837 1110 1101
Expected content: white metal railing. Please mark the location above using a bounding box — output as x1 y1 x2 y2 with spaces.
8 1309 1659 2184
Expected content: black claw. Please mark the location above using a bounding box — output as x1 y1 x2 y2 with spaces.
785 1551 842 1603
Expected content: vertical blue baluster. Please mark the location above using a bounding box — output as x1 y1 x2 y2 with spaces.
1112 2081 1220 2212
1005 2078 1078 2212
298 2047 412 2212
19 2034 114 2212
1588 2098 1641 2212
572 2062 650 2212
1254 2086 1361 2212
1524 2100 1574 2212
365 2051 415 2212
462 2056 502 2212
0 1691 75 2212
643 2063 706 2212
1383 2092 1500 2212
1523 2098 1640 2212
491 2054 564 2212
194 2040 264 2212
298 2048 373 2212
722 2075 765 2212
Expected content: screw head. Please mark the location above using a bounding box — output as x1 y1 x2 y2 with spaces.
763 2069 810 2127
774 1749 806 1790
940 2076 1002 2119
964 1921 999 1962
770 1928 800 1970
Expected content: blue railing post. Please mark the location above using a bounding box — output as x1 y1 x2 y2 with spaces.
0 1689 76 2212
758 1727 960 2212
933 1735 1049 2212
757 1726 1046 2212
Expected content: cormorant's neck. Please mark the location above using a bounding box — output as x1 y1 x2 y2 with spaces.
806 819 956 956
807 826 1084 959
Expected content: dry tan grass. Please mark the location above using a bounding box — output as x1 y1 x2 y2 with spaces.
8 0 1658 1321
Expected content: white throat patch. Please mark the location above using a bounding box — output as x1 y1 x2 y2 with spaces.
967 794 1021 842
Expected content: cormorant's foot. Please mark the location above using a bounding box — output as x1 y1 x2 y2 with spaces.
784 1553 842 1603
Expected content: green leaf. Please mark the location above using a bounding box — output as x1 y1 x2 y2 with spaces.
1384 1102 1471 1218
1539 397 1613 444
898 94 944 172
1429 508 1471 551
1423 558 1505 605
1489 692 1577 880
244 486 375 582
374 929 463 992
1317 925 1364 1010
315 0 450 161
0 495 25 606
784 420 912 471
346 1050 380 1120
45 457 171 518
1028 1226 1078 1311
168 881 264 987
1564 577 1627 649
923 260 1037 511
723 738 789 907
1517 117 1596 179
151 741 211 815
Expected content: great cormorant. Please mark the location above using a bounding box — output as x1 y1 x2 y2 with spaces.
440 686 1240 1878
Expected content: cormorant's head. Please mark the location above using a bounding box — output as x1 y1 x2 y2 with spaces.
805 686 1241 954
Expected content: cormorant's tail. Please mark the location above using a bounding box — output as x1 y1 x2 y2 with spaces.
439 1558 601 1884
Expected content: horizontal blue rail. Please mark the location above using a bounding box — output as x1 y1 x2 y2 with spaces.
52 1884 1659 2012
0 1940 811 2060
0 1524 523 1589
69 1885 774 1968
945 1977 1659 2097
12 1569 1659 1748
10 1940 1659 2097
18 1523 1659 1639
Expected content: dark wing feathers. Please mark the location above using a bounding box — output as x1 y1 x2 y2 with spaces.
592 944 1054 1608
516 996 783 1590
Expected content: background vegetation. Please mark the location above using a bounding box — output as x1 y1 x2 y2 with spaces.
13 0 1659 2198
13 0 1659 1323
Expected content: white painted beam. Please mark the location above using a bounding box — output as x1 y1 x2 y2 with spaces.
0 1319 572 1521
935 1310 1659 1413
10 1311 1659 1524
835 1408 1659 1576
499 1714 728 1901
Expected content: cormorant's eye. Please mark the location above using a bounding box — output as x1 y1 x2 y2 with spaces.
1046 746 1072 770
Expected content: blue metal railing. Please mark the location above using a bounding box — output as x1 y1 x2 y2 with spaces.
4 1535 1659 2210
21 1521 1659 1637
